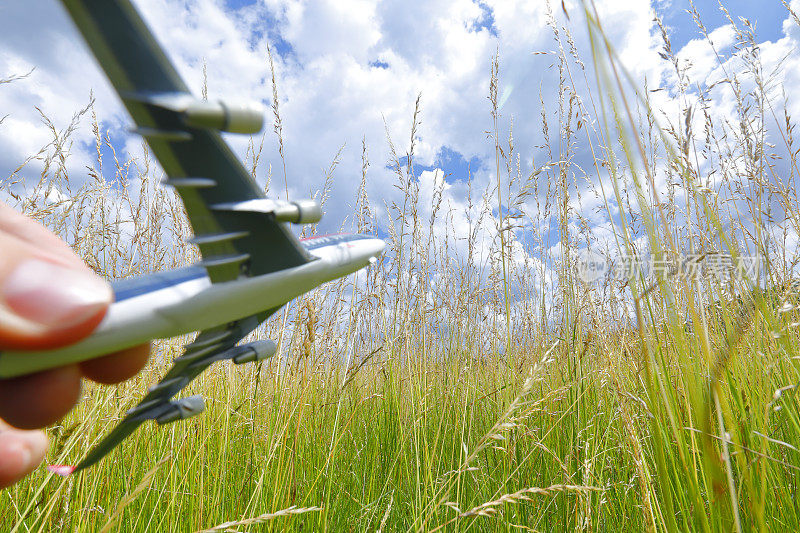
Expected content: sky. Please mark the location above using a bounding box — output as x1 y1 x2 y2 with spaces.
0 0 798 288
663 0 785 49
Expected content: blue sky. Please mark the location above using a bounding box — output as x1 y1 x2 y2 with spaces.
218 0 790 51
664 0 786 49
84 0 794 198
1 0 799 278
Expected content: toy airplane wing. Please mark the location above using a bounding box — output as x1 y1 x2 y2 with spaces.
61 308 279 474
59 0 320 283
49 0 316 473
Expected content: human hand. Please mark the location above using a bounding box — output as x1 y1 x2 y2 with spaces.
0 201 150 488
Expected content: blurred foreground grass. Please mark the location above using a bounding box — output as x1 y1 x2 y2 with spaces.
4 310 800 531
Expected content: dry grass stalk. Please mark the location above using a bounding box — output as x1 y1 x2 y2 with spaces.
434 484 601 532
194 505 322 532
98 456 171 533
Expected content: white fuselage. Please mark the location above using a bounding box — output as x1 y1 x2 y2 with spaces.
0 235 384 378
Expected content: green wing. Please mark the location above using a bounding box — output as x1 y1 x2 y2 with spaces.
53 0 305 472
71 308 279 473
59 0 310 282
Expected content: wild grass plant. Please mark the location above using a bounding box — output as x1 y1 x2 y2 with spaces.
3 1 800 530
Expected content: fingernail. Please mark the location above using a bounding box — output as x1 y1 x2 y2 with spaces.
16 430 48 460
0 430 47 481
0 439 31 476
2 259 111 329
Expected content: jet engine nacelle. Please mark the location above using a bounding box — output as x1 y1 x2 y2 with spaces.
273 199 323 224
126 92 265 134
212 198 322 225
232 339 278 364
181 100 264 134
155 395 205 425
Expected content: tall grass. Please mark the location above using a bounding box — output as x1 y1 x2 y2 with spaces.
2 1 800 530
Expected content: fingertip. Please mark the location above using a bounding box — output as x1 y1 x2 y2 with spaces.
0 208 112 351
0 428 48 488
0 202 84 268
0 366 82 430
80 343 151 385
0 253 111 351
0 304 108 351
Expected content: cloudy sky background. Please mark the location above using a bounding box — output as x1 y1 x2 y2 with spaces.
0 0 797 286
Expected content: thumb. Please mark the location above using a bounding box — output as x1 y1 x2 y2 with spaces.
0 229 112 351
0 422 47 488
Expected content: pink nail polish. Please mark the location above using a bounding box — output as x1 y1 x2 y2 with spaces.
48 464 76 477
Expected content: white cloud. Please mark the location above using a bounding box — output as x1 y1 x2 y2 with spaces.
2 0 799 306
676 24 736 83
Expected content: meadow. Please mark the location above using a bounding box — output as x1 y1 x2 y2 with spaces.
3 2 800 531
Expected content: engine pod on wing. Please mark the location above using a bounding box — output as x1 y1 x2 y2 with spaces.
155 395 206 425
273 200 322 224
232 339 278 364
212 198 323 224
182 100 264 134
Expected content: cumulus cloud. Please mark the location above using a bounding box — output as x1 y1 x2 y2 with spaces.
2 0 798 299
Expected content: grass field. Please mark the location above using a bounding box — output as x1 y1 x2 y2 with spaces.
3 2 800 531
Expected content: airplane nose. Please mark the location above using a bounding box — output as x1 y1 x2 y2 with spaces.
370 238 386 257
365 238 385 264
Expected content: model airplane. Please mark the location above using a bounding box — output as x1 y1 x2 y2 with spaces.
1 0 384 474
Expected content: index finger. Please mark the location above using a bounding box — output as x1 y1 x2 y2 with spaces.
0 202 84 269
0 230 111 351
